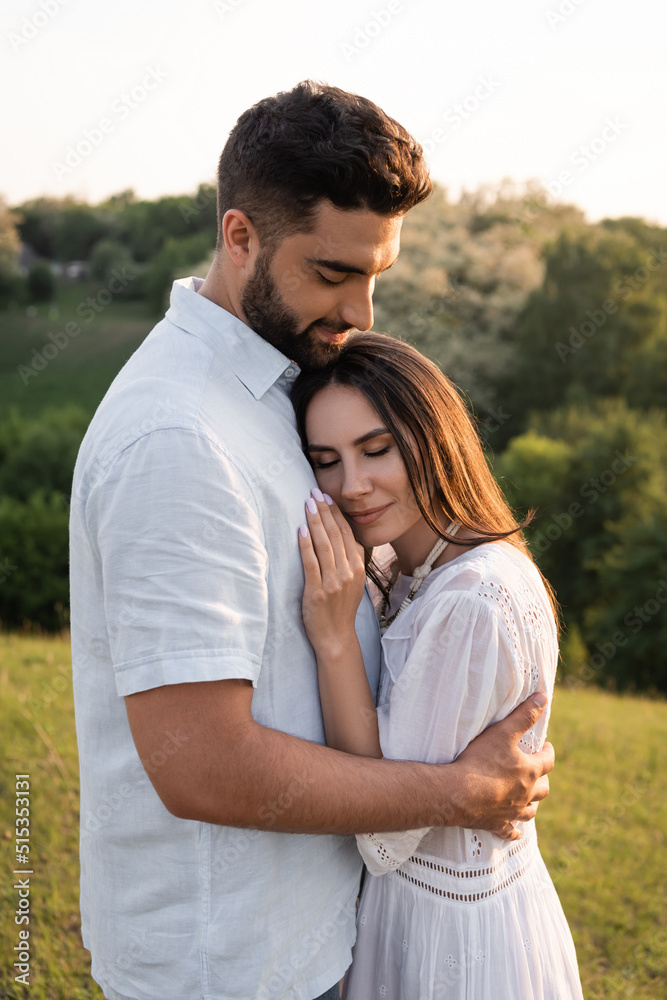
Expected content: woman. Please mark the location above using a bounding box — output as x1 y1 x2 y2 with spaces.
291 332 583 1000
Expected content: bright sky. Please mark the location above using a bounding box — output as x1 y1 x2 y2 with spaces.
1 0 665 224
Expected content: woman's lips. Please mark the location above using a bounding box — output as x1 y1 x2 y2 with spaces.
345 504 391 525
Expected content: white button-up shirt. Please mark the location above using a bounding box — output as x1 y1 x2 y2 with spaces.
70 277 381 1000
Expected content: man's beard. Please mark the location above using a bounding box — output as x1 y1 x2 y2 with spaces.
241 250 352 372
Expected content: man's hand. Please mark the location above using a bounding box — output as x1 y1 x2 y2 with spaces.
450 693 554 840
125 682 553 836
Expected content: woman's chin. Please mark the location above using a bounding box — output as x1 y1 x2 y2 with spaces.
350 523 393 549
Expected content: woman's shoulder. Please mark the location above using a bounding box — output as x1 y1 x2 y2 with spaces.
416 541 556 640
426 540 538 593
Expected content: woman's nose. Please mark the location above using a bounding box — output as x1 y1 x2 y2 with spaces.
341 466 372 498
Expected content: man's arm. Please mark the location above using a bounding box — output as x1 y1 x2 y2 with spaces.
125 680 552 837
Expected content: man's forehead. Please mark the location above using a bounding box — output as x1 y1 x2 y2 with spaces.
295 202 402 271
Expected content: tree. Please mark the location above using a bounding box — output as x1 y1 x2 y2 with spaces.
89 238 142 298
0 490 70 630
0 197 21 305
495 225 667 443
142 233 213 313
53 204 116 261
0 406 90 501
117 192 216 263
27 260 56 302
496 401 667 691
13 197 63 258
372 183 584 427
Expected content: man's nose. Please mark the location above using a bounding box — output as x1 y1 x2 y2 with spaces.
340 281 374 332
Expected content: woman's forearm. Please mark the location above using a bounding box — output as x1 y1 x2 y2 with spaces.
314 634 383 758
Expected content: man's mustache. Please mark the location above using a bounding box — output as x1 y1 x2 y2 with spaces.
303 319 355 336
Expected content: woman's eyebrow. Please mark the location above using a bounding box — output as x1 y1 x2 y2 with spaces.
307 428 390 452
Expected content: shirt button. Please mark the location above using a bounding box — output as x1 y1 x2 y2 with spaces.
284 366 297 378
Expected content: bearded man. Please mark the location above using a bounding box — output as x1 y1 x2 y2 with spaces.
70 81 553 1000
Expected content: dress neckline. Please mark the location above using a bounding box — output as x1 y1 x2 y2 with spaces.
396 539 506 585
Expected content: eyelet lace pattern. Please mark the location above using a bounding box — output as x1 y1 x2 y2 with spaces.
476 563 555 754
392 829 538 904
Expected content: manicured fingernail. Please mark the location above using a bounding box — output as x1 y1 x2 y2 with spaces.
306 497 318 514
311 487 325 502
532 691 547 708
299 523 308 538
323 493 334 505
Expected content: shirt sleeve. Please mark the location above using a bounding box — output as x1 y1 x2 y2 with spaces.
84 427 269 696
355 588 548 874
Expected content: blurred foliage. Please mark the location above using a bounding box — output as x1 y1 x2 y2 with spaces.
11 185 217 312
0 407 88 629
372 181 586 418
495 223 667 438
89 239 144 299
0 406 89 501
497 401 667 692
1 181 666 691
0 490 70 630
0 196 22 305
142 231 213 313
27 260 57 303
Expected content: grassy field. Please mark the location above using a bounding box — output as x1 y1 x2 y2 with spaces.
0 287 154 420
0 634 665 999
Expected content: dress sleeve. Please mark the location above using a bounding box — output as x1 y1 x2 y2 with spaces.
355 587 549 874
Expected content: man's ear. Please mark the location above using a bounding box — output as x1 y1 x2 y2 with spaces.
221 209 258 269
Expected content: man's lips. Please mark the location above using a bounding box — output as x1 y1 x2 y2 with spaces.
345 504 391 525
314 324 351 345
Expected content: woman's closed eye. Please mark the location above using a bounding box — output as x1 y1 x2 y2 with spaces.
312 446 391 470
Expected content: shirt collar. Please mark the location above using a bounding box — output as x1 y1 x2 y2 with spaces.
166 276 300 399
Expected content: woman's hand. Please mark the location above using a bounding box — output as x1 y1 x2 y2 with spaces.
298 489 367 653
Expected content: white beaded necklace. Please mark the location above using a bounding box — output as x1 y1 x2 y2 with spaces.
378 522 460 634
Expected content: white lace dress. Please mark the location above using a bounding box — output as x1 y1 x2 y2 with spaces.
343 542 583 1000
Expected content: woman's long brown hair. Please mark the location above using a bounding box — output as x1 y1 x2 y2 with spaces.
291 331 559 624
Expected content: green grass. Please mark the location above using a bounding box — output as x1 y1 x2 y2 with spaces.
0 635 104 1000
1 634 665 999
0 287 154 419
